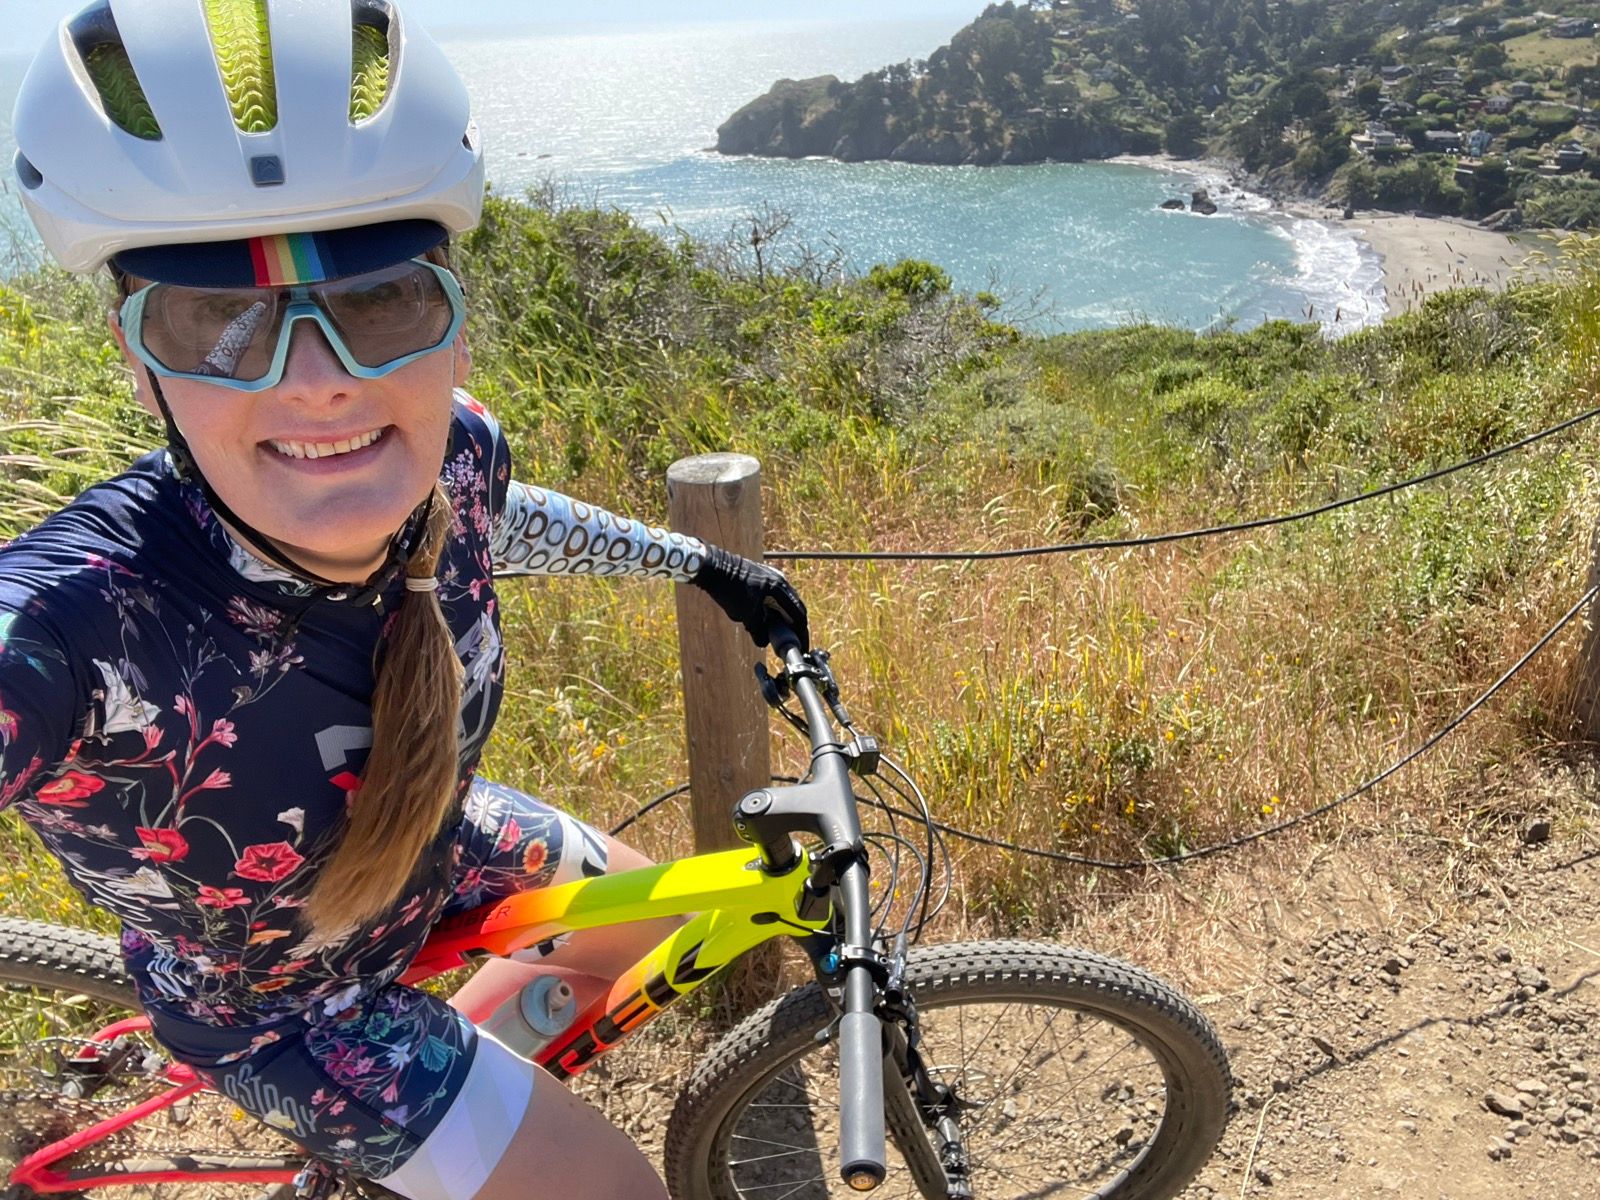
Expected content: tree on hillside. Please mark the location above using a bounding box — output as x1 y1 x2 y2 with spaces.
1472 43 1508 72
1165 111 1207 156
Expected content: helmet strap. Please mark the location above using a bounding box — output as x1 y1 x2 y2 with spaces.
145 371 426 603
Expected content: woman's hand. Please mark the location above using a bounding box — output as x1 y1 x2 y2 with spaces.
690 547 809 649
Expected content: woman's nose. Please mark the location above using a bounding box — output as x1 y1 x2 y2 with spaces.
275 314 353 397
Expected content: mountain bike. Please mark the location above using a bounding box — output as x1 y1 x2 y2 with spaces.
0 625 1231 1199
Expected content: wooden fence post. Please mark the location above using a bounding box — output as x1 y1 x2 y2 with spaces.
668 454 771 853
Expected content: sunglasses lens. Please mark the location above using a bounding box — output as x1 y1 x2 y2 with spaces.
130 260 459 385
139 288 282 381
322 261 457 369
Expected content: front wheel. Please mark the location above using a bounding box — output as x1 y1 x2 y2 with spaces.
664 940 1231 1200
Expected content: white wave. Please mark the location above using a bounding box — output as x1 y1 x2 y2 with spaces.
1264 215 1388 334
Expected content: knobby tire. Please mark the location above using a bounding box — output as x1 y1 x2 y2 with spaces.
664 939 1232 1200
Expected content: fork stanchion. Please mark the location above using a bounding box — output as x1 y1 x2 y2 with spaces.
668 453 772 854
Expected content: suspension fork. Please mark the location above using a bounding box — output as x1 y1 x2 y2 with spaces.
881 994 972 1200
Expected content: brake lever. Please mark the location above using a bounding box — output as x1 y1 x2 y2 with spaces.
753 662 790 708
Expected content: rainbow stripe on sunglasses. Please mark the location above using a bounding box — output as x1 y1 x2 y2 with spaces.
248 233 329 287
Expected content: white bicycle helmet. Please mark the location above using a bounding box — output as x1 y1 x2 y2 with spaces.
12 0 485 275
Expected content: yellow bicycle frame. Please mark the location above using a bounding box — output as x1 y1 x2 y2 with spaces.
403 845 832 1079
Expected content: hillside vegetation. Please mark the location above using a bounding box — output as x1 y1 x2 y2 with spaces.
2 192 1599 932
719 0 1600 228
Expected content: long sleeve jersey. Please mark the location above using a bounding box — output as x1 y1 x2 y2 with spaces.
0 392 705 1026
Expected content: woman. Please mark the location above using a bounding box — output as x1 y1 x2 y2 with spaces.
1 2 805 1197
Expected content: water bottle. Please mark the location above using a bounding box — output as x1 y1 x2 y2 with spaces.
480 973 580 1058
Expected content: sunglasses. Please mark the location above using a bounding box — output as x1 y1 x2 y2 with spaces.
119 259 466 392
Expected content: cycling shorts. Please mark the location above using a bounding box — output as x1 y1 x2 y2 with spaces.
145 784 607 1184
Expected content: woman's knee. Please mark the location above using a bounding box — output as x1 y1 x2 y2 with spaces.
466 1052 665 1200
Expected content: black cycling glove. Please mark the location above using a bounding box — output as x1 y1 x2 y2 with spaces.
690 545 810 649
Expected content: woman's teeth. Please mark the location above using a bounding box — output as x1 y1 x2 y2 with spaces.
269 428 386 460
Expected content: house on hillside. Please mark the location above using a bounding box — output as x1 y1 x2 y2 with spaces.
1351 124 1406 158
1554 141 1589 170
1433 67 1463 87
1381 65 1414 84
1423 130 1464 154
1550 17 1593 38
1486 95 1516 114
1509 81 1536 99
1466 128 1494 157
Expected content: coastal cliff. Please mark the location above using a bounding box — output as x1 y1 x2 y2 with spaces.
715 72 1152 165
716 0 1600 230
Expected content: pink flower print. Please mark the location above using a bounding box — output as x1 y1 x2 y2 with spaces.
141 725 163 751
234 841 305 883
134 827 190 863
197 885 249 909
322 1045 377 1084
179 768 232 807
36 770 105 807
227 596 284 639
209 719 238 747
453 867 484 896
173 694 199 739
494 817 521 855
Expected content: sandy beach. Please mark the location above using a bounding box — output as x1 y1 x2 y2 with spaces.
1343 210 1560 316
1133 156 1560 323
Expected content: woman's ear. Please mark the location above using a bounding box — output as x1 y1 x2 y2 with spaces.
107 307 162 420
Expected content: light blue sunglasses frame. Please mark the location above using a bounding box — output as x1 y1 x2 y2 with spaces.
119 259 467 393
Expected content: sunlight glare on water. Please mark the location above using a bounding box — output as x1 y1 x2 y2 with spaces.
0 17 1383 331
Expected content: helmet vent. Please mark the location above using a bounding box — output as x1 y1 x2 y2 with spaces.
351 1 396 124
204 0 279 134
14 152 44 191
68 5 163 140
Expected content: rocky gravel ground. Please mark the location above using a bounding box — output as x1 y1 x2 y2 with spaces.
1182 834 1600 1199
578 823 1600 1198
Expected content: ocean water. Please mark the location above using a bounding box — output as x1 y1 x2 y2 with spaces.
0 17 1385 332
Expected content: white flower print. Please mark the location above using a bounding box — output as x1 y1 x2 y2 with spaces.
224 536 311 592
92 659 161 733
322 982 363 1018
461 784 509 834
113 867 177 900
277 807 305 833
459 613 501 699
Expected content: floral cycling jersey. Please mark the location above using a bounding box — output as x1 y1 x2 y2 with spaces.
0 392 705 1028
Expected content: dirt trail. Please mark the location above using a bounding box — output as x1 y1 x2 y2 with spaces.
1174 833 1600 1199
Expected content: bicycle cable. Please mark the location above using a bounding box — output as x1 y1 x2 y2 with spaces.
766 404 1600 563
